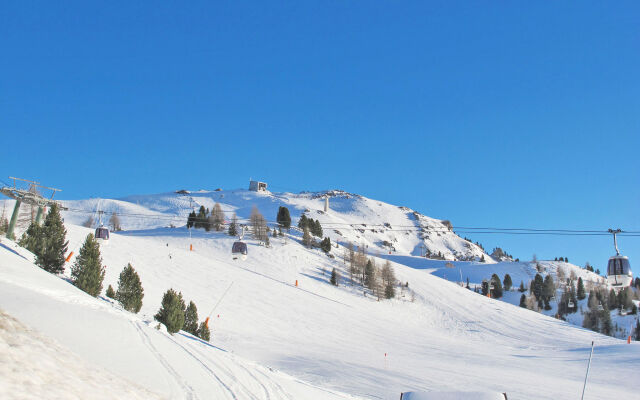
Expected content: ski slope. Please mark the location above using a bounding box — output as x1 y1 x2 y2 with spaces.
3 218 639 399
57 188 490 262
2 187 640 399
0 240 362 400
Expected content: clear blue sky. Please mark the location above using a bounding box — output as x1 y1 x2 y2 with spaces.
2 1 639 270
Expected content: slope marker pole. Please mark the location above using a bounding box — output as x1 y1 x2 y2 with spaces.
581 341 594 400
205 281 234 328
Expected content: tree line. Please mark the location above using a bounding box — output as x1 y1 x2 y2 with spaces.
339 242 397 299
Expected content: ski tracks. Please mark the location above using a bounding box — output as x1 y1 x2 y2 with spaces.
131 321 199 400
176 335 294 400
133 320 292 400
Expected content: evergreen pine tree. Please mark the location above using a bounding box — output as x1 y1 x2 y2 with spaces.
519 294 527 308
276 206 292 229
18 221 44 255
298 215 308 230
330 268 338 286
35 204 68 274
115 263 144 313
364 259 376 290
635 319 640 341
228 213 238 237
518 280 525 293
187 211 196 229
155 289 185 334
197 321 210 341
576 277 586 300
320 237 331 253
106 284 115 299
542 275 555 302
183 301 199 335
71 233 105 297
490 274 503 298
532 274 544 308
503 274 512 291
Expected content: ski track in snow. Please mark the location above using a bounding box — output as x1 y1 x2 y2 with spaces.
163 332 242 400
132 321 199 400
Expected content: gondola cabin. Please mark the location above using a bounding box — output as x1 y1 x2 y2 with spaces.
606 255 632 289
95 226 110 244
232 241 248 260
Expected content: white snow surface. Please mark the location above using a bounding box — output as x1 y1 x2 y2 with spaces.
58 189 490 261
0 308 163 400
1 188 639 399
401 392 506 400
0 240 359 400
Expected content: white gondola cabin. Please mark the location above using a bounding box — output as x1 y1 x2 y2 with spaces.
607 256 632 289
606 229 632 290
232 241 248 260
95 226 110 244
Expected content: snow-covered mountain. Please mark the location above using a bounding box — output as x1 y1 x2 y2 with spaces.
58 188 491 262
2 186 640 399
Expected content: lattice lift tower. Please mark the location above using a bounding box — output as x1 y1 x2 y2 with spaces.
0 177 64 240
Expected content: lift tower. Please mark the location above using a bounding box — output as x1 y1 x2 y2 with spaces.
0 177 64 240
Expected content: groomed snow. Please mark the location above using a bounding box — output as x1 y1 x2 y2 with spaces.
1 188 639 399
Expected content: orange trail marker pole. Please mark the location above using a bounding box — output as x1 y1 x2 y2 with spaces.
190 244 193 251
295 280 298 287
65 252 74 262
205 317 210 329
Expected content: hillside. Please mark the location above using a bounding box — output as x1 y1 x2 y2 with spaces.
57 188 491 262
2 187 640 399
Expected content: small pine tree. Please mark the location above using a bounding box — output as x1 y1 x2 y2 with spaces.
298 215 308 230
364 259 376 290
542 275 555 302
519 293 527 308
106 284 115 299
71 234 105 297
36 204 68 274
320 237 331 253
330 268 338 286
276 206 291 229
518 280 525 293
197 321 210 341
18 221 44 254
183 301 199 335
228 213 238 237
635 319 640 341
155 289 186 334
503 274 512 291
311 219 323 237
577 277 586 300
187 211 197 229
490 274 503 299
115 263 144 313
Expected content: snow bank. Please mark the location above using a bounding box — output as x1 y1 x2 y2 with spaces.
0 309 162 400
401 392 506 400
